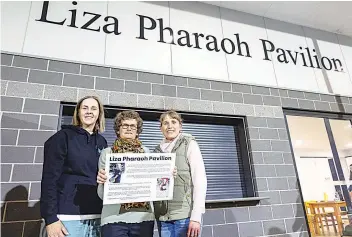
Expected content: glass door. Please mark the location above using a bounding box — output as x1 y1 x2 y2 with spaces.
285 113 352 236
286 116 335 202
328 119 352 210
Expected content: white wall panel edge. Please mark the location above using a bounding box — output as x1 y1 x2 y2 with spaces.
4 49 352 98
103 1 110 65
21 1 33 54
104 1 172 75
262 16 279 88
336 34 352 85
217 4 231 82
264 17 321 93
169 1 228 81
302 26 352 96
0 50 167 75
166 1 174 75
299 25 321 91
335 32 352 87
301 24 326 93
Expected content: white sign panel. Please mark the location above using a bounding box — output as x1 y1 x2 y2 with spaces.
1 1 352 96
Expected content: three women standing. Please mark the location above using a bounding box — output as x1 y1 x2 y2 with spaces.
41 97 207 237
40 95 108 237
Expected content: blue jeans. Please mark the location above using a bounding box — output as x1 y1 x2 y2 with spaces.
157 218 190 237
101 221 154 237
61 219 101 237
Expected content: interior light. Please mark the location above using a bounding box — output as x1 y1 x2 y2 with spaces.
295 140 303 146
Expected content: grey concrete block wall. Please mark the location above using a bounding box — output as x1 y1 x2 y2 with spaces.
1 52 352 237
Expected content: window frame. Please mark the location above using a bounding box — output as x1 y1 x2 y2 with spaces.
284 108 352 212
59 103 262 205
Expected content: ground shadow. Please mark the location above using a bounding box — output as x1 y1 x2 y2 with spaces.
292 195 309 237
1 185 43 237
268 227 287 236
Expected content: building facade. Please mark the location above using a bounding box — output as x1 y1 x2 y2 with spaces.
1 1 352 237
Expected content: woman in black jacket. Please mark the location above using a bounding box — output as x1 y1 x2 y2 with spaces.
40 95 108 237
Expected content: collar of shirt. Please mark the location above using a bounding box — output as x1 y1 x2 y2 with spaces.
160 133 182 153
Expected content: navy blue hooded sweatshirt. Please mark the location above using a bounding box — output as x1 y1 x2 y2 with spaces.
40 125 108 225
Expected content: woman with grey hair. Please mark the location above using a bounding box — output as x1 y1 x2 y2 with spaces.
97 110 155 237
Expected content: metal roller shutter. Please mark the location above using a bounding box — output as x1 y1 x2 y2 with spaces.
61 115 246 201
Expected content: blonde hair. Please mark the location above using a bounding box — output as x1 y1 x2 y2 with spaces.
72 95 105 133
159 110 183 125
114 110 143 137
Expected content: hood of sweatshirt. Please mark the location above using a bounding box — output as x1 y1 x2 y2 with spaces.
61 124 97 144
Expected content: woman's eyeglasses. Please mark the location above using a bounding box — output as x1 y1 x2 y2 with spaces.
121 124 137 130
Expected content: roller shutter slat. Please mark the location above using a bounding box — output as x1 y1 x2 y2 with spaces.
61 116 246 200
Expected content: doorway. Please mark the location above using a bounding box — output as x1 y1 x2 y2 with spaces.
285 111 352 236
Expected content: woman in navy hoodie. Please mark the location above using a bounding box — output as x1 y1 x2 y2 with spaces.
40 95 108 237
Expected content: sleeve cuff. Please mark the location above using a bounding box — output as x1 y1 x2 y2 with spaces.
45 215 59 226
97 184 104 200
190 209 203 224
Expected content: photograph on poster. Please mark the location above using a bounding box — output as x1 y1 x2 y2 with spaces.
109 163 125 184
156 177 170 198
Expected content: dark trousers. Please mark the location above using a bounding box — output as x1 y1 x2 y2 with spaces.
102 221 154 237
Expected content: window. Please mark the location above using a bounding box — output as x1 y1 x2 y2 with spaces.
60 104 254 202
